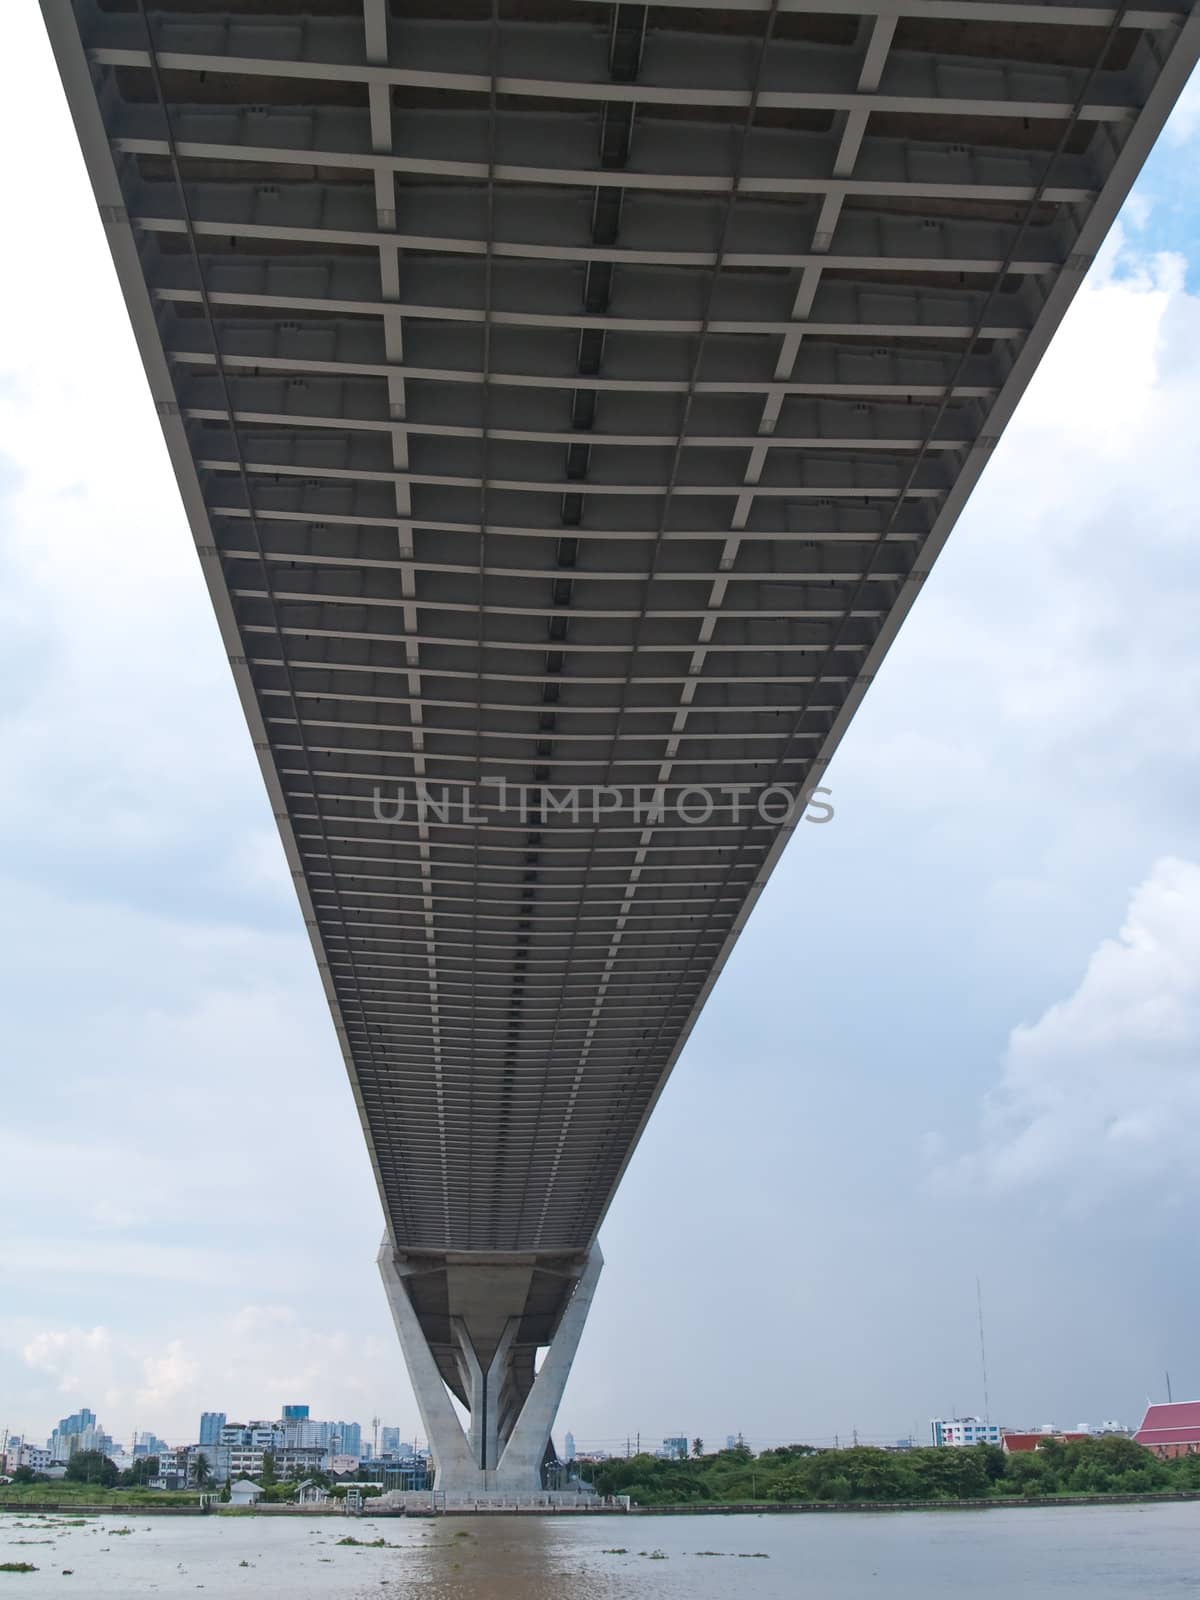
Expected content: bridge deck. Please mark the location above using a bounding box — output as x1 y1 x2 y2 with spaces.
43 0 1200 1402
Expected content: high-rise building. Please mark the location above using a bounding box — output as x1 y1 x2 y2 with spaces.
564 1432 576 1462
50 1410 102 1463
333 1422 362 1458
57 1409 96 1436
199 1412 226 1448
282 1404 310 1422
380 1427 401 1456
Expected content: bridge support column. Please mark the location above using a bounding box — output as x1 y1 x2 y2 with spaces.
378 1238 602 1495
493 1243 602 1491
452 1314 517 1477
377 1243 478 1491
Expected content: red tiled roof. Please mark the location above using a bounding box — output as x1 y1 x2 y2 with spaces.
1134 1401 1200 1447
1001 1432 1090 1453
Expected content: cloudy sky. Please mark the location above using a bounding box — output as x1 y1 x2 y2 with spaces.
2 10 1200 1455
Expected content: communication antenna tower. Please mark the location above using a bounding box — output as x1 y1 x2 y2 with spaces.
977 1277 992 1423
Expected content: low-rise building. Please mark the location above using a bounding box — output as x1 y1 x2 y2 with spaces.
217 1422 282 1482
931 1417 1004 1448
1134 1401 1200 1458
150 1447 191 1490
1000 1431 1091 1454
2 1438 53 1475
273 1446 328 1479
229 1478 263 1507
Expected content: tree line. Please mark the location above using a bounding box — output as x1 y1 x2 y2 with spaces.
586 1436 1200 1505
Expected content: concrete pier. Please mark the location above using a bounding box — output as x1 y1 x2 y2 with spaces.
380 1238 602 1493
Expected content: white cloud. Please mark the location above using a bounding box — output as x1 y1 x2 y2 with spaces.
8 1311 399 1444
23 1326 115 1399
137 1342 201 1412
832 221 1200 914
941 857 1200 1201
0 12 265 882
1164 65 1200 146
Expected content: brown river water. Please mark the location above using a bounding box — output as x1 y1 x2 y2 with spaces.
3 1503 1198 1596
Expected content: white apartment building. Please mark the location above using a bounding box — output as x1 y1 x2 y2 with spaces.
931 1417 1004 1448
2 1438 53 1475
216 1421 282 1482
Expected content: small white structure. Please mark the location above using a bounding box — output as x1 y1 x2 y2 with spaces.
229 1478 263 1506
296 1479 329 1506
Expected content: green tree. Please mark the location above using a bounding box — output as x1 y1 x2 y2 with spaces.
261 1452 277 1486
193 1452 211 1487
691 1438 704 1459
974 1442 1008 1484
119 1455 160 1488
583 1434 1186 1510
65 1450 119 1488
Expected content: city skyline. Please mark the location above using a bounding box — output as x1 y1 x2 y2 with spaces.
0 1399 1157 1461
3 3 1200 1456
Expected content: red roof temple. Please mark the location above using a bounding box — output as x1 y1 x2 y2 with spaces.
1134 1402 1200 1458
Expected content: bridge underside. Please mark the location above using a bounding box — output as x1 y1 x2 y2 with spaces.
43 0 1200 1490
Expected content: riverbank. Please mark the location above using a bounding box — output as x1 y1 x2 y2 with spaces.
6 1488 1200 1519
628 1489 1200 1515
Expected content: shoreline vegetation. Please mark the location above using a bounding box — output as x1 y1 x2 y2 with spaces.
4 1490 1200 1520
4 1438 1198 1518
586 1437 1200 1507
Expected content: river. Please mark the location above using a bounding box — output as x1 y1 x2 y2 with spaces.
2 1503 1198 1595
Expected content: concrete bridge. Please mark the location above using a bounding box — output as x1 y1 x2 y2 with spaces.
43 0 1199 1493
